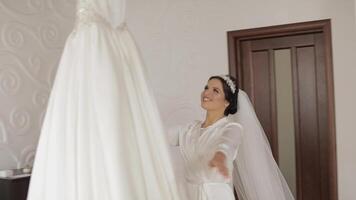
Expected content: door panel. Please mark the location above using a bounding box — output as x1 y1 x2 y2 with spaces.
244 34 323 200
228 20 337 200
251 49 278 159
296 45 321 200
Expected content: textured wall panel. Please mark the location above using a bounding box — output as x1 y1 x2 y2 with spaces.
0 0 75 169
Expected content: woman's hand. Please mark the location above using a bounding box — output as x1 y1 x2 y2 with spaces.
208 151 229 178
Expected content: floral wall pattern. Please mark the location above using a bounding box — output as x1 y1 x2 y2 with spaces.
0 0 75 169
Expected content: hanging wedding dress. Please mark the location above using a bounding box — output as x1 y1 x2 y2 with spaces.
27 0 181 199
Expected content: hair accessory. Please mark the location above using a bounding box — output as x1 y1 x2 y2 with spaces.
220 75 236 94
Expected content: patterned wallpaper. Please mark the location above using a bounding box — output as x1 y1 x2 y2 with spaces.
0 0 75 170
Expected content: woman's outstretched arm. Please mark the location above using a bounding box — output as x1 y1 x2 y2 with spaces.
209 123 243 178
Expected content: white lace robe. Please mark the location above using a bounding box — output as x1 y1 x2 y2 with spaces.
170 117 243 200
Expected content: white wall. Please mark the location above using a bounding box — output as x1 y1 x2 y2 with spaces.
327 1 356 200
126 0 356 199
0 0 75 169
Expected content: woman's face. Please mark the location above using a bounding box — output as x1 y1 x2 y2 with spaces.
201 78 229 114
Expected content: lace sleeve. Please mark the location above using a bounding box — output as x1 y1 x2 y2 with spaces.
167 122 196 146
215 123 243 161
167 125 188 146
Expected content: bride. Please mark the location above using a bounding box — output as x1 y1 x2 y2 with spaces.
170 75 295 200
27 0 182 199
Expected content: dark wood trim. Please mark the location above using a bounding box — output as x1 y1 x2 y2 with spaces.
291 46 303 199
322 20 338 200
227 19 332 81
269 49 279 162
227 19 337 200
227 19 327 41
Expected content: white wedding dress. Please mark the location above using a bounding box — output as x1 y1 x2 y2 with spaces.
27 0 181 200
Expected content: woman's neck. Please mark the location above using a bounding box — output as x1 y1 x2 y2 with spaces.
202 111 225 128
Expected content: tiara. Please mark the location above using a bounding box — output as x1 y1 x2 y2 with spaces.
220 75 236 94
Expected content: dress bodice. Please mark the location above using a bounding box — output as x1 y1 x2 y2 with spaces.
74 0 126 29
77 0 91 9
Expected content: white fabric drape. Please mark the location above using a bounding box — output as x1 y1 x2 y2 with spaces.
27 0 182 200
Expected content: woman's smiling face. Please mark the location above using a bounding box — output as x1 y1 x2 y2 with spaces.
201 78 229 113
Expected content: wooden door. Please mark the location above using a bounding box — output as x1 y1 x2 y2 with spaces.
228 19 337 200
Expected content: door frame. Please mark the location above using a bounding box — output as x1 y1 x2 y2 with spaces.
227 19 337 200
